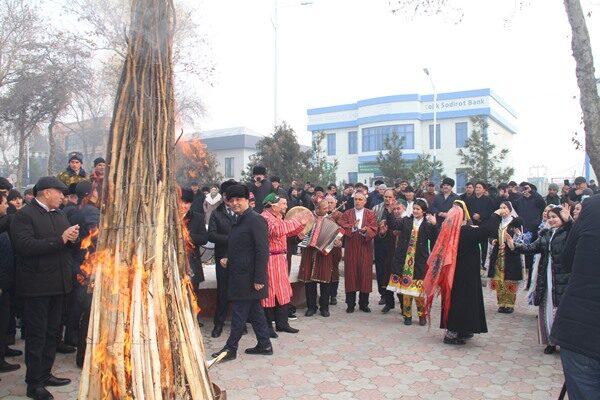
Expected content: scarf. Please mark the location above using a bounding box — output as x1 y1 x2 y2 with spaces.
423 205 464 326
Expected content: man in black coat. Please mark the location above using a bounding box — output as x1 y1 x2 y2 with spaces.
207 179 237 338
0 192 23 374
248 165 273 213
551 194 600 400
10 177 79 400
430 177 460 224
211 184 272 362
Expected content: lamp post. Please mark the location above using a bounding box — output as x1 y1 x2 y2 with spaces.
272 0 313 129
423 67 437 181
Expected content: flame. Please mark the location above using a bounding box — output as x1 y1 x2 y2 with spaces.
77 227 100 287
177 138 211 179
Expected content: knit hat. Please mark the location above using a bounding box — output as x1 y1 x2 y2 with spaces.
75 180 93 199
225 184 249 200
68 151 83 163
93 157 106 167
262 192 280 207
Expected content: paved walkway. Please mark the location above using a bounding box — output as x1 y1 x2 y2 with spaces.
0 279 566 400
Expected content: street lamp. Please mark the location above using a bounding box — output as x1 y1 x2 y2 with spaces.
423 67 437 180
272 0 313 129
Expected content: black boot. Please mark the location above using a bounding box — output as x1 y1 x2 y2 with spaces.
264 307 278 338
275 304 299 333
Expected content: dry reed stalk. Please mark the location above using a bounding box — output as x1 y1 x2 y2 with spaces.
77 0 219 398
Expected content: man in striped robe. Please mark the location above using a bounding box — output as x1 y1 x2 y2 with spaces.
260 193 310 337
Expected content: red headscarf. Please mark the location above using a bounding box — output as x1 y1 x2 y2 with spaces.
423 203 466 326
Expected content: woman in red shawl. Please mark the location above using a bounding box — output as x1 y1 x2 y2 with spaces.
423 200 501 345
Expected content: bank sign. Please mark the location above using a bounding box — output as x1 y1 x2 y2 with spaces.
422 96 488 112
358 162 382 174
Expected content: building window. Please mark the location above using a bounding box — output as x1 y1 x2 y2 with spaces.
362 124 414 152
348 172 358 184
429 124 441 149
224 157 234 178
455 122 468 148
348 131 357 154
456 169 468 194
327 133 336 156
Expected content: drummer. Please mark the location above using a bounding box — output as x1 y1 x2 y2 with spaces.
260 193 312 337
298 198 343 317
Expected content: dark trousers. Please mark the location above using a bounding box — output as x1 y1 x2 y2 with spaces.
479 240 488 269
213 260 229 327
330 281 339 300
65 279 82 346
345 292 369 308
264 299 291 329
225 299 271 352
373 240 387 298
560 348 600 400
384 289 403 309
0 289 10 361
525 231 538 288
23 294 64 386
305 282 331 312
75 286 92 367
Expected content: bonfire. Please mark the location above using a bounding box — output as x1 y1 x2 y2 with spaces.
77 0 221 398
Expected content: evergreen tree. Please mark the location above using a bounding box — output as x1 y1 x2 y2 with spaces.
242 122 311 185
300 131 338 186
457 116 514 185
410 153 444 187
376 131 411 185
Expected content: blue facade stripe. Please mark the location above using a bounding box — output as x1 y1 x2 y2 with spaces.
307 107 519 134
357 94 419 107
419 89 491 102
489 90 518 118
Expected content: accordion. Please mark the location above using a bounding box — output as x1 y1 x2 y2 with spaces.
299 216 344 255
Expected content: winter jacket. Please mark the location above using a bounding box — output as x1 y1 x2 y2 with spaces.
514 222 572 306
208 203 234 261
226 208 269 301
513 191 545 233
10 200 75 297
0 230 15 291
69 204 101 277
57 167 88 187
551 195 600 361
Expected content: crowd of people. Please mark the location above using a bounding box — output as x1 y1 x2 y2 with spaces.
0 154 599 400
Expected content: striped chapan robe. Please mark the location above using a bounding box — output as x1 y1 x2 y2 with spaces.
260 210 305 307
339 207 378 293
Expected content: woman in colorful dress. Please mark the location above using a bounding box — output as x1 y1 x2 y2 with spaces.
506 205 572 354
387 199 438 325
487 201 524 314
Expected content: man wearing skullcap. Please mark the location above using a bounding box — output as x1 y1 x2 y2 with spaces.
260 193 311 336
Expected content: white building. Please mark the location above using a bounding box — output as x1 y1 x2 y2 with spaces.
197 126 267 181
307 89 517 192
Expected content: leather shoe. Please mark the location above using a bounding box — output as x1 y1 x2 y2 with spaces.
211 324 223 338
359 306 371 313
0 360 21 373
320 309 330 317
458 332 474 340
5 347 23 357
443 336 465 345
404 318 412 326
346 306 355 313
544 345 556 355
419 317 427 326
381 305 393 314
211 347 236 362
26 386 54 400
44 374 71 387
330 297 337 305
305 308 317 317
244 345 273 355
378 297 386 305
56 342 76 354
276 325 299 334
268 327 278 338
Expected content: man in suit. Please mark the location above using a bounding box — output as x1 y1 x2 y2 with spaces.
211 184 272 361
10 177 79 400
551 194 600 400
207 179 238 338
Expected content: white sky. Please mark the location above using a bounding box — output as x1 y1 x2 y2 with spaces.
190 0 600 182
